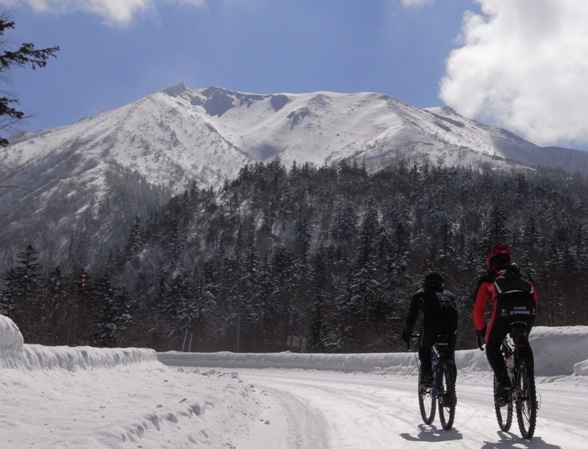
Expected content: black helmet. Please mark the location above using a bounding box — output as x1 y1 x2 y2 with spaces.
423 272 444 290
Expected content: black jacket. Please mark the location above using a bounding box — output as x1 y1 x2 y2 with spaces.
404 286 458 337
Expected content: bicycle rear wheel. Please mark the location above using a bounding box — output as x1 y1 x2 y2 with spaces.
418 373 436 424
515 358 537 439
437 362 456 430
494 375 513 431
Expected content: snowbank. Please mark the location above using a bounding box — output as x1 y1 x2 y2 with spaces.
530 326 588 376
159 350 420 374
0 315 260 449
1 314 586 377
0 315 157 371
1 314 587 448
158 326 588 377
0 312 24 351
575 360 588 376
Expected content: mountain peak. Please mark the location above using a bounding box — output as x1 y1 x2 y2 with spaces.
7 85 588 188
162 83 188 97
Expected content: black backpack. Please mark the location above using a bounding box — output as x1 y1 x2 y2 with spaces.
421 289 458 331
494 265 536 321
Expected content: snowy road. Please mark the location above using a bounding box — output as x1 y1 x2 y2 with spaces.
2 318 587 448
229 368 587 449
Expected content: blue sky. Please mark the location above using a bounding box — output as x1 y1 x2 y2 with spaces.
3 0 588 150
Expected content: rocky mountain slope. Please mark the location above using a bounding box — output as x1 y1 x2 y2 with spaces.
1 84 587 271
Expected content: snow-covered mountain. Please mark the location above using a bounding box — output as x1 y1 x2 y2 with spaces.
5 84 588 190
1 84 588 270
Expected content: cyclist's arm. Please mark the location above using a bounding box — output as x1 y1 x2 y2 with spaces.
472 282 491 332
526 271 540 308
404 292 422 331
531 280 539 307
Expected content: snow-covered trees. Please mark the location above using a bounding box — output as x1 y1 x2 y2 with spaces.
2 159 588 350
0 245 43 341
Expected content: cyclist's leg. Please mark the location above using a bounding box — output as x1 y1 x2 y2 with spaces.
418 346 432 373
486 316 510 386
419 325 436 382
440 309 459 378
516 321 535 374
508 294 537 371
446 331 458 379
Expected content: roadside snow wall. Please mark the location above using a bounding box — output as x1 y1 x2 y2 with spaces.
0 315 157 371
2 313 586 377
158 326 588 377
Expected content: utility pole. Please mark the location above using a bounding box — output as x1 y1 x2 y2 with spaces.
236 297 241 353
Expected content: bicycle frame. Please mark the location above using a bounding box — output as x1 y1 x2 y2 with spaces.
496 321 538 439
501 323 529 399
412 333 457 430
431 341 450 397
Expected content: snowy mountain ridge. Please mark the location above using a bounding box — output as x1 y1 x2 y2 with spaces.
6 83 588 193
2 84 588 270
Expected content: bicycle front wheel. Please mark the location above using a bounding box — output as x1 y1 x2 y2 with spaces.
418 376 436 424
494 375 513 431
515 358 537 439
438 362 456 430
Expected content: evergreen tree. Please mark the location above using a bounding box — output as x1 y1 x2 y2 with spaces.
91 274 131 347
306 251 333 352
294 217 312 264
337 205 385 352
483 205 510 249
124 216 144 261
1 245 44 341
333 198 357 248
0 14 59 145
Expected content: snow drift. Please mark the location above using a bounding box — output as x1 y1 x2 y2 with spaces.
0 314 259 449
1 313 587 448
1 313 587 377
0 314 157 371
158 326 588 377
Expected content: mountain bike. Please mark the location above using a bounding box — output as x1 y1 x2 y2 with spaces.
494 321 538 439
412 333 457 430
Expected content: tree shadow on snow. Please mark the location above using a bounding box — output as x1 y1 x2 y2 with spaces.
400 424 463 443
480 431 561 449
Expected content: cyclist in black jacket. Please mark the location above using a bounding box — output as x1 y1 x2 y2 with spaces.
402 272 459 386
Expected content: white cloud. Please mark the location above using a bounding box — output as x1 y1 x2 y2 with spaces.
0 0 207 25
440 0 588 147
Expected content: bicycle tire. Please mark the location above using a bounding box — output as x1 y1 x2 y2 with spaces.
438 361 456 430
494 375 513 431
515 358 537 439
418 373 436 424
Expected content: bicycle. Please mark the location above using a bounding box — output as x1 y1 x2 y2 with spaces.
493 321 538 439
411 333 457 430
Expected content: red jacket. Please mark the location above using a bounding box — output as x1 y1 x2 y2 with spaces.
472 269 539 333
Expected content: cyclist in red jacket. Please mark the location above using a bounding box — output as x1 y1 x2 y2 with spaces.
472 243 539 404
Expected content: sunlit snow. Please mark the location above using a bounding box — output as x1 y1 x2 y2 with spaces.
1 314 587 448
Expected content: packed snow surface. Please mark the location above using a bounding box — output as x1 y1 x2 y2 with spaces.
1 314 587 448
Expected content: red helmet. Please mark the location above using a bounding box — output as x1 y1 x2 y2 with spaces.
486 243 512 270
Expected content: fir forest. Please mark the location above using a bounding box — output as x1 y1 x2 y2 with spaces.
2 159 588 353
